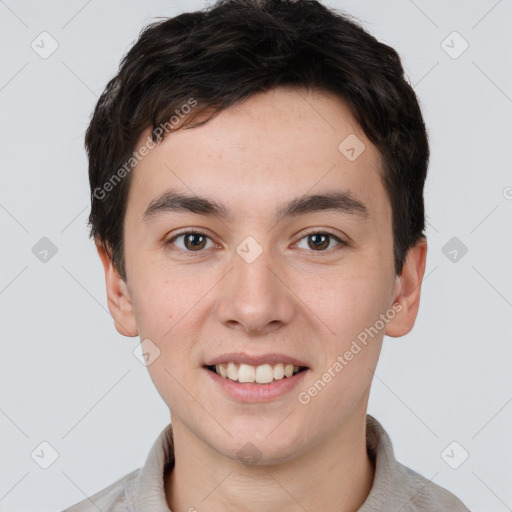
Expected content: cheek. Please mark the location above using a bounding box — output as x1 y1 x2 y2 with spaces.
130 277 175 339
131 273 196 408
128 264 208 375
298 262 389 345
129 254 202 339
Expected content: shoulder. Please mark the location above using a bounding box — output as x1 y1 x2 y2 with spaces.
60 468 140 512
393 461 471 512
363 415 472 512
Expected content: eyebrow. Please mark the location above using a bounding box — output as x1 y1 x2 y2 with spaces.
142 189 369 223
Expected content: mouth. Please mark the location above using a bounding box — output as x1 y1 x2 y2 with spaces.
204 362 308 385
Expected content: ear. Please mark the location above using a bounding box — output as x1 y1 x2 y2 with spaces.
96 241 138 337
385 237 427 338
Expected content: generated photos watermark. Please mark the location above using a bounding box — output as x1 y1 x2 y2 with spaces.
297 302 403 405
93 97 198 201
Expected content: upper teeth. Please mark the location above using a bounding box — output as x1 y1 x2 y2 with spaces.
215 362 302 384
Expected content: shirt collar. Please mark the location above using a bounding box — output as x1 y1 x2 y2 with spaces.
126 422 175 511
126 414 398 512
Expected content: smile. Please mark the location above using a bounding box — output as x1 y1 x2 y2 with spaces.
206 362 307 384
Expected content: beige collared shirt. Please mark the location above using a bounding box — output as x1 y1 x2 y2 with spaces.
62 414 471 511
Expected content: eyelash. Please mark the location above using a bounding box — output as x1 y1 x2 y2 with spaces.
165 230 348 256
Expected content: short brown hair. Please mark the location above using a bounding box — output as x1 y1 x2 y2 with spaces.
85 0 429 281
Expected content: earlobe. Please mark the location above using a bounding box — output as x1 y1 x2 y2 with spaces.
96 241 138 337
385 237 428 338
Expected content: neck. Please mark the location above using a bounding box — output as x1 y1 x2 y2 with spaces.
165 413 375 512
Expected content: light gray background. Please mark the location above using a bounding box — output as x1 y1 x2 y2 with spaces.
1 1 511 511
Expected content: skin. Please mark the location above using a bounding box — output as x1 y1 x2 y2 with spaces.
97 86 427 512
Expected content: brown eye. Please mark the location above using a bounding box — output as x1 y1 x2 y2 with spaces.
308 233 329 250
296 232 345 252
167 232 213 252
183 233 207 251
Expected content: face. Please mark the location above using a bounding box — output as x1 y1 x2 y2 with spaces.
99 86 426 464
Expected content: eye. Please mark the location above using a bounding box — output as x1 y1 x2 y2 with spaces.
295 231 346 252
165 230 348 255
166 231 215 253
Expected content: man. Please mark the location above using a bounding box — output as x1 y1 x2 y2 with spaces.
64 0 471 510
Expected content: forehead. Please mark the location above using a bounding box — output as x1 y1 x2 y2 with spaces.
125 87 388 225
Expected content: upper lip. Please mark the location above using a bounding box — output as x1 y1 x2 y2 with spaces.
203 352 309 368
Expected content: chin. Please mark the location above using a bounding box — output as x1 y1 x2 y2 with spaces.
215 426 306 467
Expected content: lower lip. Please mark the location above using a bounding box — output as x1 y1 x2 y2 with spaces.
204 367 309 403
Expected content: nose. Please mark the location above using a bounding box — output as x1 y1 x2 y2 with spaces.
214 244 295 335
